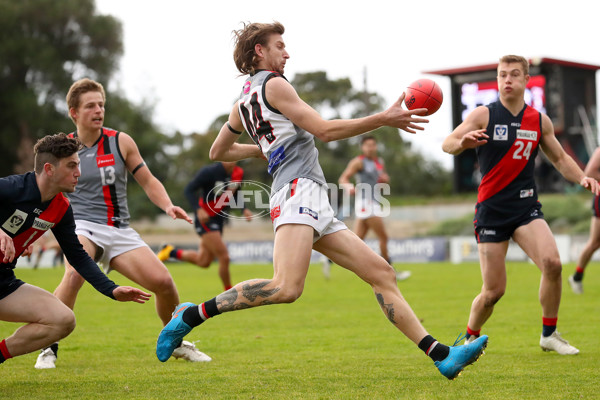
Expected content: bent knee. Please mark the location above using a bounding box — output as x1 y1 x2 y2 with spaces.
483 288 505 307
275 284 304 303
51 308 76 339
542 256 562 278
149 274 177 294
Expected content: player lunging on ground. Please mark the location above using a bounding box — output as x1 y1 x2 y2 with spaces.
35 79 210 369
0 133 150 366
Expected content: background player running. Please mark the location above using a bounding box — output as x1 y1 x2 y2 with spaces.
158 161 252 291
338 135 411 281
569 146 600 294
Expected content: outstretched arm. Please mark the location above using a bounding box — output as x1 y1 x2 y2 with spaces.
265 77 429 143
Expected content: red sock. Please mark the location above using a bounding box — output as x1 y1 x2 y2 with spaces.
0 339 13 361
575 266 584 274
175 249 183 260
466 326 481 337
224 285 232 291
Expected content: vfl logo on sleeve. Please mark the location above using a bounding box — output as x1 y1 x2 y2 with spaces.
493 125 508 141
299 207 318 220
2 210 27 234
516 130 537 141
96 154 115 168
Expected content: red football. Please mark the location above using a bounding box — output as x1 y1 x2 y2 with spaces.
404 78 443 116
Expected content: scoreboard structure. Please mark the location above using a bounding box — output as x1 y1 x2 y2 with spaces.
427 58 600 193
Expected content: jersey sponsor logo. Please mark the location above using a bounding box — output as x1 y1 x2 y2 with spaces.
32 218 55 230
510 122 521 127
2 210 27 234
299 206 318 220
33 208 43 215
493 125 508 141
516 129 537 141
520 188 534 198
267 146 286 174
96 154 115 168
243 80 251 94
270 206 281 222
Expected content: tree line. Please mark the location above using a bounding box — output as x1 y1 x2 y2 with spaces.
0 0 451 220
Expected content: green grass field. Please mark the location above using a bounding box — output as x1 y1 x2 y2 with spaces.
1 261 599 399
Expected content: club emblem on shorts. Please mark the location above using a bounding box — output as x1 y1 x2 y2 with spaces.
2 209 27 234
480 229 496 236
493 125 508 141
270 206 281 222
299 207 318 220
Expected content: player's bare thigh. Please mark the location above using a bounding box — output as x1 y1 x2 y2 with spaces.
512 218 560 267
109 246 174 289
313 229 394 286
477 241 509 291
0 283 72 323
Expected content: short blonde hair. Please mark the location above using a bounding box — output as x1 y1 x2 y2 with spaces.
499 55 529 76
66 78 106 122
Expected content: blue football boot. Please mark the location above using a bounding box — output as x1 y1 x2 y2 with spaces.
156 302 196 362
435 334 488 380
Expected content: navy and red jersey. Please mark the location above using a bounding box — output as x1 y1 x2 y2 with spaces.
184 163 244 218
475 101 542 226
0 172 118 298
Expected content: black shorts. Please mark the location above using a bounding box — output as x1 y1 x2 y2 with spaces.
474 203 544 243
194 216 224 236
592 195 600 218
0 268 26 301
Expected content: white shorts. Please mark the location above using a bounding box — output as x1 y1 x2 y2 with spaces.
270 178 347 243
74 220 148 273
355 195 385 219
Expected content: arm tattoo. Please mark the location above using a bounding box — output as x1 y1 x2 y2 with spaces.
376 293 396 324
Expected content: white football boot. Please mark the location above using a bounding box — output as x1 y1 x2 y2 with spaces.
568 275 583 295
171 340 212 362
540 332 579 355
35 347 57 369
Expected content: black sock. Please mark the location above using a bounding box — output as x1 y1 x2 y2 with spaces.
182 298 221 328
50 342 59 356
418 335 450 362
573 271 584 281
169 248 179 259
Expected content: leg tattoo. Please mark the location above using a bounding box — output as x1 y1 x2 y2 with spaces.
216 280 280 312
376 292 396 324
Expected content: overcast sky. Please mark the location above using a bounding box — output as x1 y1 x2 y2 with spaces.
95 0 600 169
